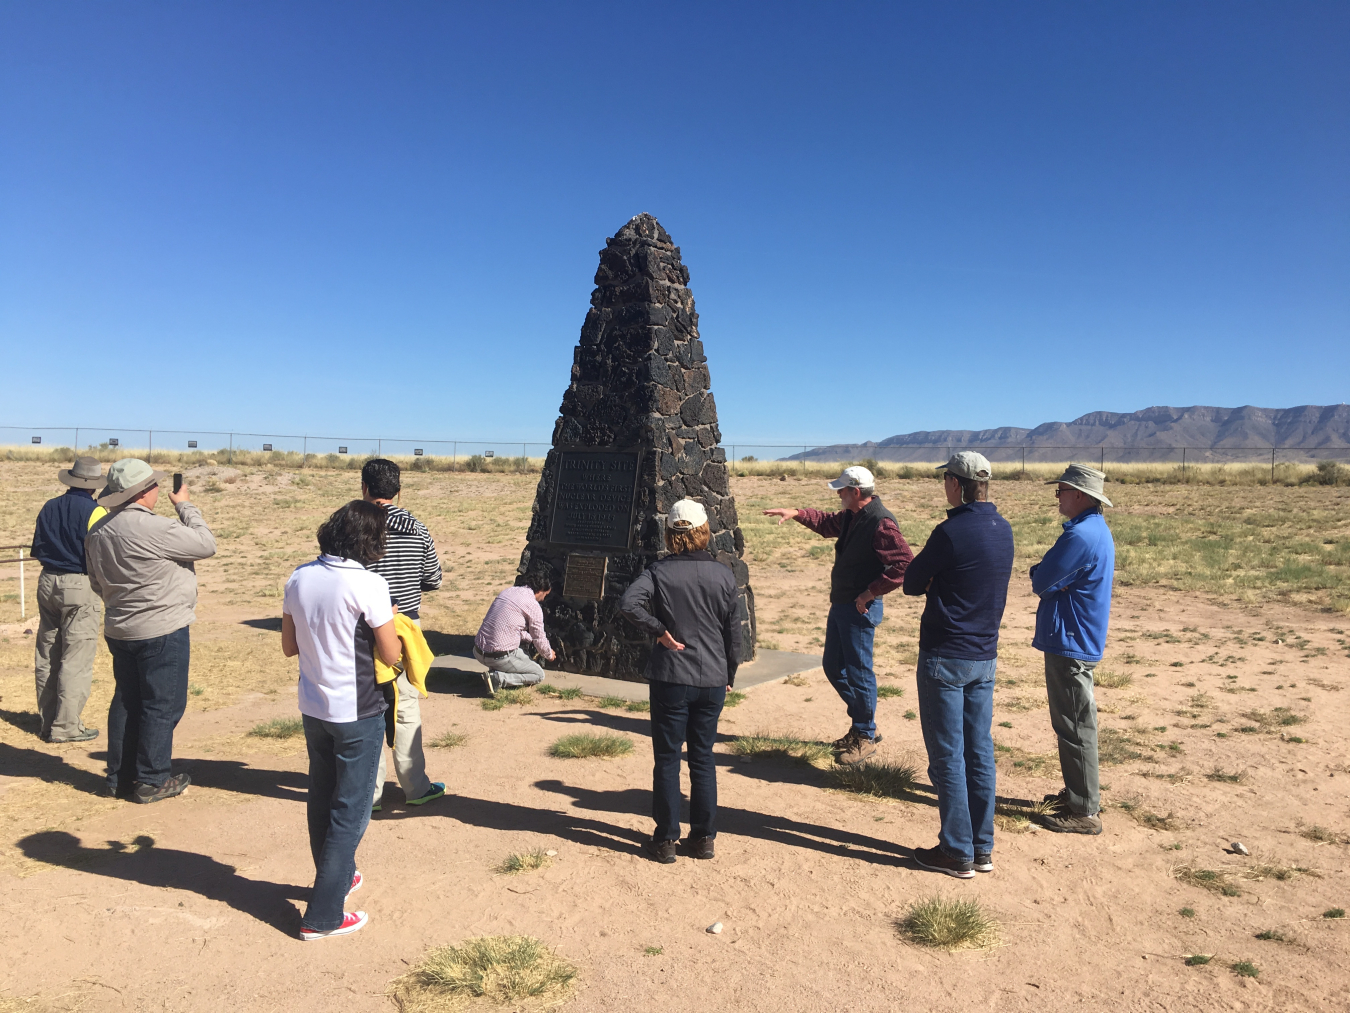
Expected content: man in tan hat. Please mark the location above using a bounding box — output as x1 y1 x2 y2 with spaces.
85 459 217 803
1030 464 1116 835
29 457 106 742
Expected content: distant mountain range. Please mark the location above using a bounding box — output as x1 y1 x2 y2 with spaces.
787 405 1350 463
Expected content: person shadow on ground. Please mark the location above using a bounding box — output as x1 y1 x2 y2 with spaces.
18 831 307 936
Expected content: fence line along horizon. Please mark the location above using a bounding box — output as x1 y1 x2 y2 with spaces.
4 426 1350 470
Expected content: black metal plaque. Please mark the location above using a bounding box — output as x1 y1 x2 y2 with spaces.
563 554 608 600
548 450 641 549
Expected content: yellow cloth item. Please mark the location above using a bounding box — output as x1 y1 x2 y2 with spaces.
87 506 108 531
373 612 433 697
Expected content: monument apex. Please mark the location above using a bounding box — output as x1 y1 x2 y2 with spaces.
517 214 756 681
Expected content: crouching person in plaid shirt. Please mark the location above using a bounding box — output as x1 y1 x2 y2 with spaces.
473 572 555 696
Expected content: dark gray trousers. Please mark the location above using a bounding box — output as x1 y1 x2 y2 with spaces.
1043 653 1100 816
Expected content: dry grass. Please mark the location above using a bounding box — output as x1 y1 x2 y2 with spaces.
1117 798 1183 831
430 732 468 749
1093 669 1133 689
783 674 811 687
495 849 551 875
548 733 633 759
482 689 534 711
897 896 999 950
828 759 918 800
246 717 304 739
389 936 576 1011
1174 866 1242 896
729 733 834 767
1298 823 1350 845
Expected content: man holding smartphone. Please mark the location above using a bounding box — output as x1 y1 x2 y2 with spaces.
85 459 217 803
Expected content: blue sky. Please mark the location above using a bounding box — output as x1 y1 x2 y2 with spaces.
2 1 1346 452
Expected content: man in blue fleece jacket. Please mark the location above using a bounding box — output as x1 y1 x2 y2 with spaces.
1031 464 1116 835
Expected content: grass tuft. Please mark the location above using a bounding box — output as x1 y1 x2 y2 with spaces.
1254 929 1285 941
1185 954 1212 966
429 731 468 749
1175 866 1241 896
1231 960 1259 978
897 896 998 950
1241 707 1307 731
1179 907 1195 918
730 733 833 767
829 759 918 800
1324 908 1345 919
783 674 810 687
1206 767 1248 784
247 717 304 739
877 685 904 699
548 733 633 759
724 690 747 708
1117 798 1183 831
389 935 576 1010
495 849 551 875
1093 669 1133 688
643 945 663 956
597 695 626 709
1299 823 1349 844
625 700 650 713
1098 727 1143 765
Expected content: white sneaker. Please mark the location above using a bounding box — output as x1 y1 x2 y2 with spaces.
300 910 368 940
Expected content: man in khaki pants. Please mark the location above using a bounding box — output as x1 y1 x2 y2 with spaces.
31 457 105 742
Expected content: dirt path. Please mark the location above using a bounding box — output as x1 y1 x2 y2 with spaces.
3 580 1348 1012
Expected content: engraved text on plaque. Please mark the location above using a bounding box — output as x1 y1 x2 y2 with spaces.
548 450 641 549
563 554 608 600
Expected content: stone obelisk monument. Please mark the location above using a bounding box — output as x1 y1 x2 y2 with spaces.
517 214 755 681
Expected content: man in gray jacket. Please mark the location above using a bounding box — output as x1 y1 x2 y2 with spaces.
86 459 217 803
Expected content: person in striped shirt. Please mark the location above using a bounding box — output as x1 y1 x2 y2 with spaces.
361 459 445 811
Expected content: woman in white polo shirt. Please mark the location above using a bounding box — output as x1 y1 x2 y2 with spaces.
282 500 402 941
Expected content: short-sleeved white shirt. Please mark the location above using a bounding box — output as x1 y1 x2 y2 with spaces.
283 554 394 723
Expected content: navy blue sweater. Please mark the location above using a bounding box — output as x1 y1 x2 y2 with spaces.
901 501 1014 660
30 488 99 575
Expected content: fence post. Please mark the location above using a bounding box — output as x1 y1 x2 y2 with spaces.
801 448 806 475
1021 447 1026 476
19 547 26 621
75 427 79 453
148 430 153 464
1099 446 1104 471
453 442 457 468
1181 447 1186 479
1271 447 1276 484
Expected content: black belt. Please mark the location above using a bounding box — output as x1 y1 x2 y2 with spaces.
480 648 510 658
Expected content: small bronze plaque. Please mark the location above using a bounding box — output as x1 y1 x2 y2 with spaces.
563 554 608 600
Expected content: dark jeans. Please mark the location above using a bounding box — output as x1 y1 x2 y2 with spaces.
915 649 997 864
301 712 384 932
649 681 725 842
105 626 191 792
822 598 883 739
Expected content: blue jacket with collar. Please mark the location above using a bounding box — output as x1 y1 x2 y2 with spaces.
1031 509 1115 662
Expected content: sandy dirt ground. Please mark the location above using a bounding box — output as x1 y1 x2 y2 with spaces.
1 466 1347 1012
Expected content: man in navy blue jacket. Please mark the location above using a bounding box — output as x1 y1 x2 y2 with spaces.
1031 464 1116 835
902 452 1014 878
30 457 104 742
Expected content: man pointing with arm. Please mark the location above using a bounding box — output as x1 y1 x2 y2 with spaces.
764 466 913 765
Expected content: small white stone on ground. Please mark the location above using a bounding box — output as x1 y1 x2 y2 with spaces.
708 922 723 934
1231 842 1250 856
545 849 558 857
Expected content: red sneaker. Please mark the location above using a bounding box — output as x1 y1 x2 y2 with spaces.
347 870 363 899
300 911 368 941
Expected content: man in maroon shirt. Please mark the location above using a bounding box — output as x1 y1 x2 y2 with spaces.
765 466 913 764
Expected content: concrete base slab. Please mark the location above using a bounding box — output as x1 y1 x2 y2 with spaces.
427 648 822 703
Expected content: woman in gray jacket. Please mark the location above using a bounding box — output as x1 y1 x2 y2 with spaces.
619 499 740 863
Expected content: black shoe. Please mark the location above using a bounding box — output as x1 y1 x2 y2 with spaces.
972 852 993 873
100 783 133 800
132 773 191 804
50 728 99 744
680 836 715 860
912 845 975 879
644 839 678 864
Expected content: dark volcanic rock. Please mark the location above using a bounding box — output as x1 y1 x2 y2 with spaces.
517 214 756 681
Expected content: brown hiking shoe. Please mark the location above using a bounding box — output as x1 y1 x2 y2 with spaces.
643 839 678 864
681 836 715 860
834 730 877 766
1042 788 1070 814
132 773 190 805
1040 811 1103 835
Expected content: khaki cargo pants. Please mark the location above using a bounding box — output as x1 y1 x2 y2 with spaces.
372 670 432 807
34 571 101 741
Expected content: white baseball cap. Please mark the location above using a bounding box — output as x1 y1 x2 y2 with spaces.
827 465 874 491
667 498 708 529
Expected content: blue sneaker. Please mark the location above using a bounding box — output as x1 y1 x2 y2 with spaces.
408 782 445 806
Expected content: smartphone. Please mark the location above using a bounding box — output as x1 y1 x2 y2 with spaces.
172 473 183 494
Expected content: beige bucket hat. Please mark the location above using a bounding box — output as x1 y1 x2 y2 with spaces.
1048 464 1112 508
98 458 169 508
58 456 104 490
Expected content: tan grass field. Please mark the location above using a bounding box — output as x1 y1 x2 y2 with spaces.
1 461 1348 1012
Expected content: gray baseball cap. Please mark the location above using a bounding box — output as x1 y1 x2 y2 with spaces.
937 451 992 481
1048 464 1112 508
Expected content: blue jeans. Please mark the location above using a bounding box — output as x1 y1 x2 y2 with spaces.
105 626 191 791
915 649 997 863
649 681 725 842
302 713 384 932
822 599 883 739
